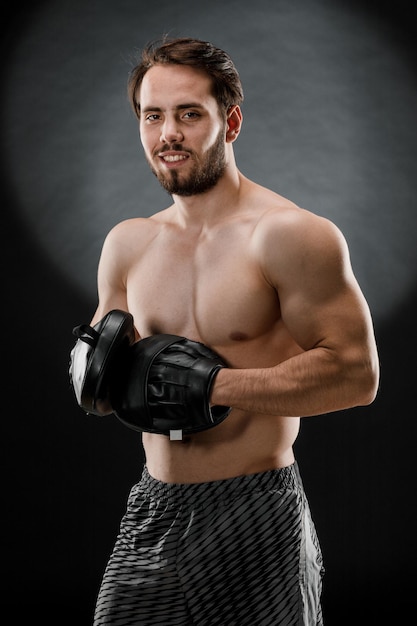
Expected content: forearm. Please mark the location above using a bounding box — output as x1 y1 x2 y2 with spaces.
212 347 379 417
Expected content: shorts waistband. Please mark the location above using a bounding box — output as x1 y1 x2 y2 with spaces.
138 463 300 503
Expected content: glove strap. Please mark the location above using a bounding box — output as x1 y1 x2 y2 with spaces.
72 324 100 347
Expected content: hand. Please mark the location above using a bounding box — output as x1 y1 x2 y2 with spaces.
113 334 231 438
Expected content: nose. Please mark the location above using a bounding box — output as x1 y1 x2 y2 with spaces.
160 117 184 144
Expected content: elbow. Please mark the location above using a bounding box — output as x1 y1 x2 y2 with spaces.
355 357 380 406
334 347 380 408
359 382 378 407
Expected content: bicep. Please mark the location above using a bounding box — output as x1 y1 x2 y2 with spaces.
266 216 373 353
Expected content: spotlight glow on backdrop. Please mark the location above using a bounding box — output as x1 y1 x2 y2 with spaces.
2 0 417 323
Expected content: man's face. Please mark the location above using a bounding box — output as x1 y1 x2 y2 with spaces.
137 64 227 196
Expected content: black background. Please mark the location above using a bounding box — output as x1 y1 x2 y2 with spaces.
2 1 416 623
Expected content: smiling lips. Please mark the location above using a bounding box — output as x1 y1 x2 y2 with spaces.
163 155 187 162
158 151 189 166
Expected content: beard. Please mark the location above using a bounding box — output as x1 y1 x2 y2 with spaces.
147 126 227 197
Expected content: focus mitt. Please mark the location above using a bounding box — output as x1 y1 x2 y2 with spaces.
113 334 231 439
69 309 135 416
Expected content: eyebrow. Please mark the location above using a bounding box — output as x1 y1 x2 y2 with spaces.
139 103 204 114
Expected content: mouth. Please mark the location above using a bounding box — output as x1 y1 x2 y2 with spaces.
158 151 190 168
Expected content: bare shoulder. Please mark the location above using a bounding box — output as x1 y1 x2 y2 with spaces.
252 184 341 239
103 208 174 250
239 183 353 297
250 189 349 271
106 211 166 238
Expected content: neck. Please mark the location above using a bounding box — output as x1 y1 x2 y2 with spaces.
172 156 243 225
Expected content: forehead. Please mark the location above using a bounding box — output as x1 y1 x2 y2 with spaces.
138 64 216 110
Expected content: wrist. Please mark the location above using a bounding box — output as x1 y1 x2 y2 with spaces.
210 366 229 406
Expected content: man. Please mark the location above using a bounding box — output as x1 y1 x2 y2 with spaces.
80 37 379 625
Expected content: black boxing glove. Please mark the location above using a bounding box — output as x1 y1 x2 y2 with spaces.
113 334 231 439
69 309 135 416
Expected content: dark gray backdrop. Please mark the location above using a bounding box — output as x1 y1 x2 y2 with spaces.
2 0 416 623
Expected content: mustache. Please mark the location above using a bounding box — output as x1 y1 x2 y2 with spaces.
154 143 192 155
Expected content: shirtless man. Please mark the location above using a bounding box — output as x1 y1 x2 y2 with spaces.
83 37 379 625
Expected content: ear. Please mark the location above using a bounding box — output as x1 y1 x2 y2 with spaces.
225 105 243 143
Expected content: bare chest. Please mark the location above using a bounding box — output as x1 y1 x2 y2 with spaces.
126 230 280 354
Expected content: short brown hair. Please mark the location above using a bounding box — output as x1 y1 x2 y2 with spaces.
127 37 244 119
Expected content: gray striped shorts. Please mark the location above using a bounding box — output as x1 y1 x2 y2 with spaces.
93 462 324 625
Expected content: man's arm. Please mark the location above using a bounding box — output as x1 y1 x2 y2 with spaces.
211 209 379 416
89 219 150 330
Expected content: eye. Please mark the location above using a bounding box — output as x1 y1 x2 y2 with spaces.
144 113 160 122
183 111 200 120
